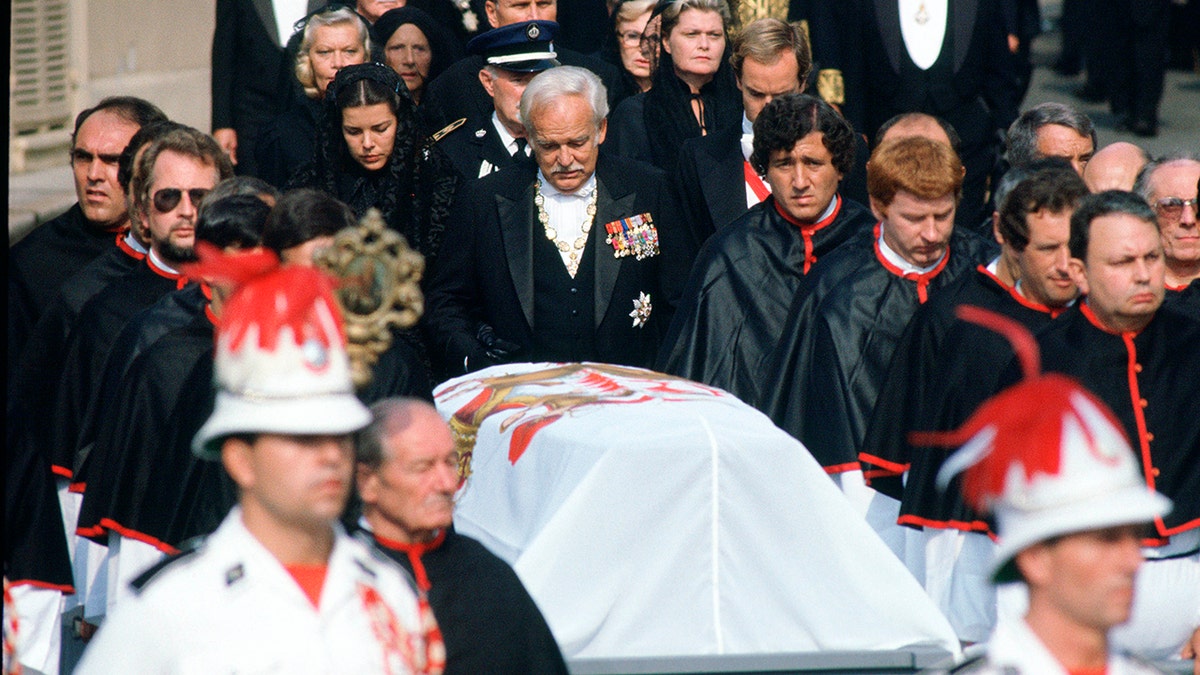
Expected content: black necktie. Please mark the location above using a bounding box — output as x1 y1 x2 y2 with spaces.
514 138 528 157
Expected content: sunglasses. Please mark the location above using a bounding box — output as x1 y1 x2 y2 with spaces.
152 187 210 213
1154 196 1198 222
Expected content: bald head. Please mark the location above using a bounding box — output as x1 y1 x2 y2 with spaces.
877 112 956 151
1083 142 1148 193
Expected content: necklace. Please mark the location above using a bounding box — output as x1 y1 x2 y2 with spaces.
535 178 598 278
914 0 929 24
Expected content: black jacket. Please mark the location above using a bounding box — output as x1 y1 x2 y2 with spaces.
424 154 691 376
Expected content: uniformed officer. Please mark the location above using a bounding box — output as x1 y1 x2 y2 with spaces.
436 20 559 181
77 251 442 674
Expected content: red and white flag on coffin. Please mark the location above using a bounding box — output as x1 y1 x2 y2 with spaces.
436 362 959 660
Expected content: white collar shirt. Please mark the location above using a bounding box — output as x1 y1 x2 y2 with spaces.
898 0 947 70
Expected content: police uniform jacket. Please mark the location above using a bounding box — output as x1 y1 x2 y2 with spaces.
76 508 427 673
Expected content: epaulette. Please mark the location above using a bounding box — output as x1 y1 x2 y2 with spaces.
129 536 205 595
429 118 467 144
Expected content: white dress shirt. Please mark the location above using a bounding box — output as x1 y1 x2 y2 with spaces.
898 0 947 70
272 0 310 47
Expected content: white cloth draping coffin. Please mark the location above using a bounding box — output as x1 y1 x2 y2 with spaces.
435 363 959 659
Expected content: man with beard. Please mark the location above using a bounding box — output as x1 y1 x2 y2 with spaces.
659 93 874 406
73 195 271 617
858 161 1088 643
1007 190 1200 661
760 136 995 548
8 97 166 373
45 129 231 613
356 398 567 674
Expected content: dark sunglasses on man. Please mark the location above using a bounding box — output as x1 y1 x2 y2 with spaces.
152 188 210 213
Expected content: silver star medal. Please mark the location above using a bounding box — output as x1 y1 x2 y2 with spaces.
630 292 652 328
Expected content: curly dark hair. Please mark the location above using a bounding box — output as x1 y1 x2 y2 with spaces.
750 93 855 177
290 62 459 264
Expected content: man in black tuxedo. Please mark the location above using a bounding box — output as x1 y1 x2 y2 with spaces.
425 66 689 377
211 0 323 175
673 18 809 249
437 21 558 181
418 0 620 135
832 0 1020 231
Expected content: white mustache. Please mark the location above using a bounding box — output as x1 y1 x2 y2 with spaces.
552 163 585 175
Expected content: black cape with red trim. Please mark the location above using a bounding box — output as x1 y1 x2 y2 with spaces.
4 409 73 591
47 260 186 481
1013 304 1200 537
75 309 234 548
8 204 117 374
858 266 1062 531
372 528 568 675
657 195 875 405
761 226 996 471
71 283 207 490
8 242 145 477
1165 279 1199 318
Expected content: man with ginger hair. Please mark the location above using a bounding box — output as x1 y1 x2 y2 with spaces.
761 136 995 547
859 161 1089 642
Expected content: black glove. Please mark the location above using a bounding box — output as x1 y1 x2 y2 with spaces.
474 323 522 364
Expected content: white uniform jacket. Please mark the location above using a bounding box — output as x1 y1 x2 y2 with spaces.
939 616 1167 674
77 508 427 674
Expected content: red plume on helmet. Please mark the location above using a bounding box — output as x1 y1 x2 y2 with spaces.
183 241 346 352
188 241 371 460
910 305 1126 512
909 305 1170 583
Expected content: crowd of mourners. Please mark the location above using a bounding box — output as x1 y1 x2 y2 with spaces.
6 0 1199 673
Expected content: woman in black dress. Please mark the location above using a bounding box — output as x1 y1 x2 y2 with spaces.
292 61 459 267
605 0 741 173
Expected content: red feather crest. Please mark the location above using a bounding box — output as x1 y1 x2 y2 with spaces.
184 242 346 352
913 306 1129 511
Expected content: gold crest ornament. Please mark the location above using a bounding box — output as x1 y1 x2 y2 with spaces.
604 213 660 260
315 208 425 389
630 292 652 328
816 69 845 107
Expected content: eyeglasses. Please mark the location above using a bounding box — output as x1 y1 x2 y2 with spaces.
152 187 210 213
618 31 644 46
1154 196 1199 222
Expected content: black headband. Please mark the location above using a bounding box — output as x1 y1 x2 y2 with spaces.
326 62 404 103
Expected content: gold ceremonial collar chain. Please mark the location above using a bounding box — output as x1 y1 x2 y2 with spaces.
535 178 598 278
